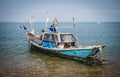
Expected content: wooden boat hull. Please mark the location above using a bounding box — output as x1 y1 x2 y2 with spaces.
26 32 107 64
30 40 100 60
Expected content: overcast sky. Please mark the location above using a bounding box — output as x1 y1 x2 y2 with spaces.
0 0 120 22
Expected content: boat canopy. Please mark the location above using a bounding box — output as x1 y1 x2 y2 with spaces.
60 34 77 42
43 33 58 42
43 33 77 43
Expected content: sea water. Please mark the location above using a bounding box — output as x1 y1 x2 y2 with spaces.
0 22 120 77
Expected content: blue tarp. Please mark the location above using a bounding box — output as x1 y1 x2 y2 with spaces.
42 40 56 48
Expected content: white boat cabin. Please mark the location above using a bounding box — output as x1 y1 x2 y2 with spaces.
41 32 77 48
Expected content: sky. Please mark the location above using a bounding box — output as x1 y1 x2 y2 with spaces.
0 0 120 22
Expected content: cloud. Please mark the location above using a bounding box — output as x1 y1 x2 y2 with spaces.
101 9 108 13
80 9 120 14
12 9 18 11
112 10 120 13
31 9 46 14
80 9 93 13
101 9 120 13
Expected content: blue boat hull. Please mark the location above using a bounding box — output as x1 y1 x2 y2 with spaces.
31 42 100 60
26 32 101 62
57 49 99 58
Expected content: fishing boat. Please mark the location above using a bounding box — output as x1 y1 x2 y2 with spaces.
25 17 108 65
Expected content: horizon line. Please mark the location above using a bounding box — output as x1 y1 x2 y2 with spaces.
0 21 120 23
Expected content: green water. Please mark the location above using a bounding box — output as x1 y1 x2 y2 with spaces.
0 22 120 77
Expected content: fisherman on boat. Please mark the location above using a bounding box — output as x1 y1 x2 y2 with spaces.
40 29 46 40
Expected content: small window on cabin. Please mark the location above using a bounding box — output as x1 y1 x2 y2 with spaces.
44 34 55 41
54 35 58 41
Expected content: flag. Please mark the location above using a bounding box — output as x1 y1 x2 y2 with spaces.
49 25 56 32
29 15 33 25
23 25 27 30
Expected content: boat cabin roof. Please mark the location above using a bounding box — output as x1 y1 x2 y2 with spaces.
43 32 77 43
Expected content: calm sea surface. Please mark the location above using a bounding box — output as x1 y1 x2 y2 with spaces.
0 22 120 77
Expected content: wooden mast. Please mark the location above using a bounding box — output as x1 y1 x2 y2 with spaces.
99 46 103 63
73 17 79 47
30 15 34 34
44 11 49 31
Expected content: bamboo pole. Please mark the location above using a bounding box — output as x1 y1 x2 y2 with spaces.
44 11 49 31
29 15 34 34
99 46 103 63
73 17 79 47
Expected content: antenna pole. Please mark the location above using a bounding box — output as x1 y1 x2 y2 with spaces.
30 15 34 34
99 46 103 63
100 35 103 46
44 11 49 31
30 15 33 29
73 17 79 47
